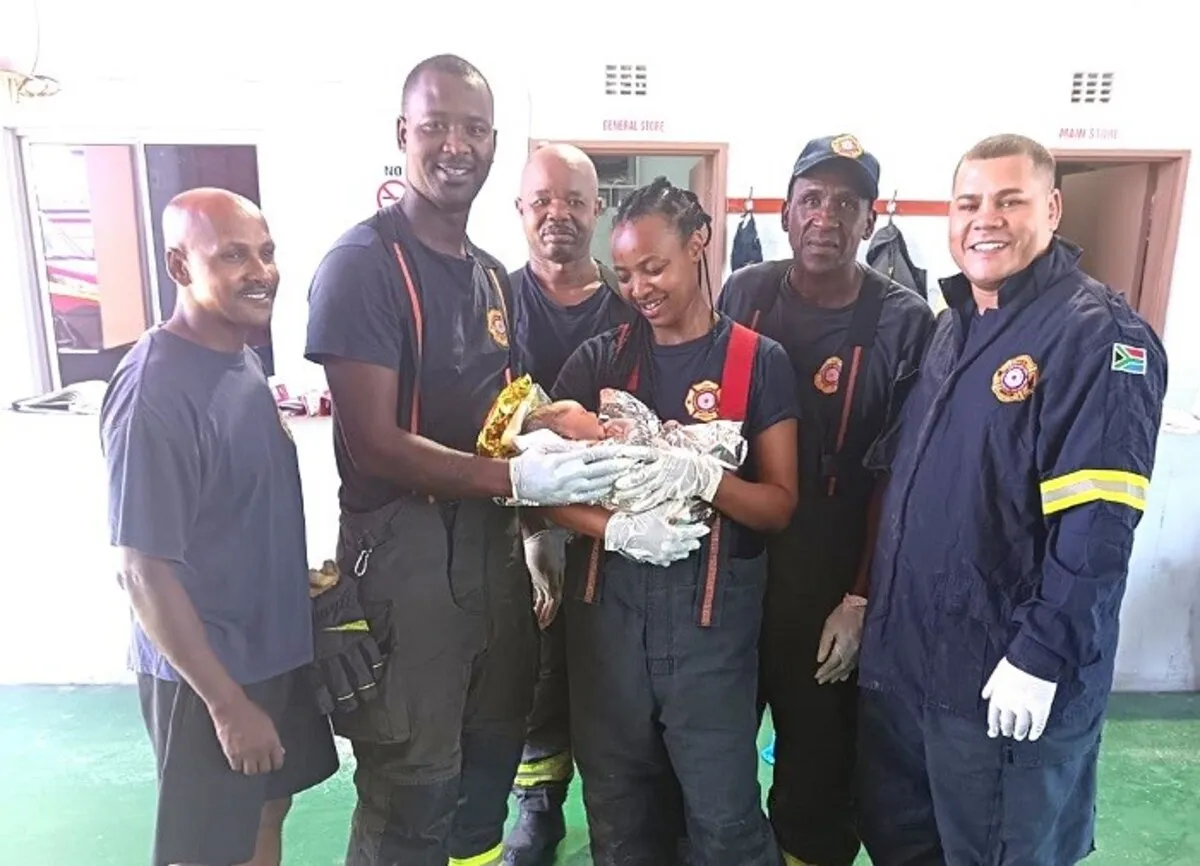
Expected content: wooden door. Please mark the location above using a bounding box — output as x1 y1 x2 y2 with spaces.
1059 163 1153 307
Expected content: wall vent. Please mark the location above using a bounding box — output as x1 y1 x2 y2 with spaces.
605 64 648 97
1070 71 1114 104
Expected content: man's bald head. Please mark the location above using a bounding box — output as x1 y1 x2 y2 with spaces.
163 187 267 254
162 187 279 332
517 145 604 266
521 144 599 197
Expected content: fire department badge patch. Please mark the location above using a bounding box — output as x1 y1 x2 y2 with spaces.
814 356 842 395
991 354 1039 403
685 380 722 422
487 308 509 348
831 134 864 159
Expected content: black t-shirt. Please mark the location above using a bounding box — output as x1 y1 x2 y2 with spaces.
720 263 935 502
305 207 512 513
100 327 311 685
551 314 799 555
509 261 636 388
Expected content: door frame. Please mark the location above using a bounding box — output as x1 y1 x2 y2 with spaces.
16 136 160 391
1053 148 1190 337
528 139 729 290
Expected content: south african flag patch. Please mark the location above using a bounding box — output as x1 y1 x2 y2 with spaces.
1111 343 1147 375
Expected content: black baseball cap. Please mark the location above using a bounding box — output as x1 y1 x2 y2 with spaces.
788 134 880 203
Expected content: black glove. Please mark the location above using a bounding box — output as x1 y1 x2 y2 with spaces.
309 575 386 716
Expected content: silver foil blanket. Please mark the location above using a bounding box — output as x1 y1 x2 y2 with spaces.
598 388 748 521
507 390 749 519
598 388 747 470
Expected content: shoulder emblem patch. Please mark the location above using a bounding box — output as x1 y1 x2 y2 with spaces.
487 308 509 348
814 356 842 395
1111 342 1147 375
685 380 722 422
991 354 1039 403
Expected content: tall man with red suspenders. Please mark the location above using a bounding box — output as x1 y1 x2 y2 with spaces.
718 135 935 866
303 55 655 866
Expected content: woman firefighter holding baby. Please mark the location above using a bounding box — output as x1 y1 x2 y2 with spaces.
523 176 800 865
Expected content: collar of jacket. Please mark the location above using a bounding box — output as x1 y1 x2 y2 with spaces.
939 234 1083 311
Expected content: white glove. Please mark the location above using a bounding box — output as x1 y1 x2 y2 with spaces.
604 504 711 567
981 657 1058 741
524 528 567 629
815 594 867 684
607 447 725 514
509 443 657 506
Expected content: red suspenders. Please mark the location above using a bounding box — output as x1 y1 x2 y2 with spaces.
750 276 884 498
389 242 513 437
584 322 759 627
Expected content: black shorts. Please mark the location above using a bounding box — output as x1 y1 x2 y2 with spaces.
138 667 340 866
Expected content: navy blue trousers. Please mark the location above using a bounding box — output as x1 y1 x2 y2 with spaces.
511 613 573 809
855 688 1101 866
564 546 782 866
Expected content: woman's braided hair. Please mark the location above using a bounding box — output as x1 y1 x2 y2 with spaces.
606 176 715 397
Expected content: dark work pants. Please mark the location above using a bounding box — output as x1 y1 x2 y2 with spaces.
759 590 860 866
511 613 573 808
565 546 782 866
855 688 1102 866
332 497 539 866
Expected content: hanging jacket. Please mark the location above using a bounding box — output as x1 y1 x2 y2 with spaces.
866 222 928 300
731 213 764 272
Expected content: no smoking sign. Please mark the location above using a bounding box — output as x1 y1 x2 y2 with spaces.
377 179 404 209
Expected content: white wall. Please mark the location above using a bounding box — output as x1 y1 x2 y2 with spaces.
0 0 1196 689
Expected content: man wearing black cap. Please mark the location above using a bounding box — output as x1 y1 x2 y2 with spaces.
718 134 935 866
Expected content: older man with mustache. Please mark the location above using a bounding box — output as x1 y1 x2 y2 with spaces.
502 143 637 865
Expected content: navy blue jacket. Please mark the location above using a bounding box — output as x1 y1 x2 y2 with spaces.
858 237 1168 728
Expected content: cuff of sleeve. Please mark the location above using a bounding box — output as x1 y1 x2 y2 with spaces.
1006 632 1067 682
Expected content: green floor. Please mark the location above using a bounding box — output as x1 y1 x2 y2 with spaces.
1 687 1196 865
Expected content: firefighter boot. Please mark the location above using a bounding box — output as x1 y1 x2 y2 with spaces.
502 782 567 866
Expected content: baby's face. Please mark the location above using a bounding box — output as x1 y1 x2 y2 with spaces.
549 402 607 441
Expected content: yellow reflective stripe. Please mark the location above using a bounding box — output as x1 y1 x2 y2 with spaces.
324 619 370 633
782 852 815 866
1040 469 1149 515
513 751 573 787
449 842 503 866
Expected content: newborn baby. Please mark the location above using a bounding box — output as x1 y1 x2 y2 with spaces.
513 388 748 522
503 386 749 630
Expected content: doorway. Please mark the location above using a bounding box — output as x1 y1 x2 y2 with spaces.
1054 149 1190 336
529 139 729 295
19 139 271 390
21 142 153 389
